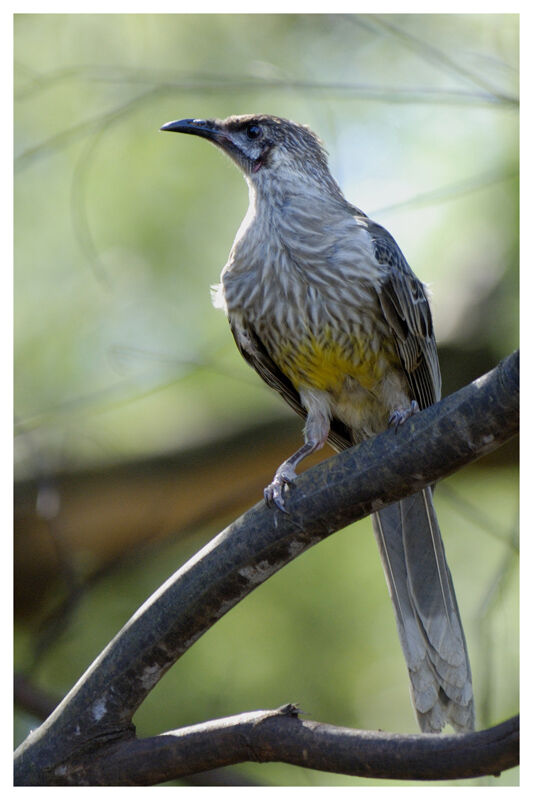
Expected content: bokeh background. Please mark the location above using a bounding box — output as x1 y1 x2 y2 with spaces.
14 13 518 786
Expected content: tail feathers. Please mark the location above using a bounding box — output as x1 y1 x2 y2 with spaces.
372 489 474 733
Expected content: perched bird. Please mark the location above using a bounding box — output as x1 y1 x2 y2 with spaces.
160 114 474 733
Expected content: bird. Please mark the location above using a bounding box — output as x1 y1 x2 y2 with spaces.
160 113 474 734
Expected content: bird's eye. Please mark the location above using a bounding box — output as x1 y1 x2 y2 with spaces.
246 124 262 140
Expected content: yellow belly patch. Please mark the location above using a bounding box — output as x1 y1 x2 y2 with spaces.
277 334 388 394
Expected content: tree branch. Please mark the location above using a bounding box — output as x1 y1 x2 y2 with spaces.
60 706 520 785
14 352 519 785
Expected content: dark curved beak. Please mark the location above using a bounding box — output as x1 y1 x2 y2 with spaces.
160 116 249 173
160 118 221 142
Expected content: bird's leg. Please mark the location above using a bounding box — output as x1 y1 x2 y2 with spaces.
388 399 419 431
264 442 315 510
264 405 330 512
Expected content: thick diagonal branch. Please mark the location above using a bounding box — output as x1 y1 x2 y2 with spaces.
14 352 518 785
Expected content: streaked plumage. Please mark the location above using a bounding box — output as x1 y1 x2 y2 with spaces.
161 113 474 733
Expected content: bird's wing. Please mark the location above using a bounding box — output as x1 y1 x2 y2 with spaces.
229 317 353 451
368 222 442 409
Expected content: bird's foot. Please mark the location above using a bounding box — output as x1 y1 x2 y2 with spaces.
264 462 298 512
389 400 419 432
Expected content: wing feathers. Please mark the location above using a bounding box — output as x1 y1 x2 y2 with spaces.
368 223 441 409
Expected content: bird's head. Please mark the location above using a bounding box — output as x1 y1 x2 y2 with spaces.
160 114 339 195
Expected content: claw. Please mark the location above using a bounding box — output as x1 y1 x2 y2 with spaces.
264 464 297 512
389 400 419 432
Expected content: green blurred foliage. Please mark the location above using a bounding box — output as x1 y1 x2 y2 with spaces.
14 14 518 786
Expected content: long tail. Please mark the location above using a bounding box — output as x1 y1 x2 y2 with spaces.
372 487 474 733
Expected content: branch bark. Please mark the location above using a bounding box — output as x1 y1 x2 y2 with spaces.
60 707 520 785
14 351 519 785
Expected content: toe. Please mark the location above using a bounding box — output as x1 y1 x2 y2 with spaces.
264 466 297 512
389 400 420 431
264 483 288 512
